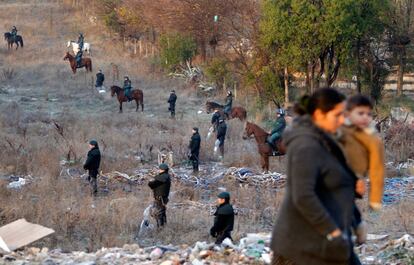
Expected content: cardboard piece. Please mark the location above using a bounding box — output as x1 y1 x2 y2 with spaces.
0 219 54 252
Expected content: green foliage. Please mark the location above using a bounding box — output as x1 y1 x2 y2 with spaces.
159 34 197 70
205 58 233 89
95 0 124 33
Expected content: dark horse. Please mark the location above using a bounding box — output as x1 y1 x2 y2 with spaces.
4 32 24 50
242 121 285 172
205 101 247 121
110 85 144 113
63 52 92 74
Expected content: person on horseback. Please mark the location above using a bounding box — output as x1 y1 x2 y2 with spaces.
78 32 84 51
123 76 132 101
223 91 233 118
10 26 17 39
75 50 83 68
267 108 287 150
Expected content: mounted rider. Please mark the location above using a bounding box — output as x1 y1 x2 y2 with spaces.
10 26 18 39
75 33 84 68
223 91 233 118
123 76 132 101
267 108 287 149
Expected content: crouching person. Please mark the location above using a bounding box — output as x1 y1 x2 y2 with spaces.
148 163 171 227
210 192 235 244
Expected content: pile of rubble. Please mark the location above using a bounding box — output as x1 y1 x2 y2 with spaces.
2 233 413 265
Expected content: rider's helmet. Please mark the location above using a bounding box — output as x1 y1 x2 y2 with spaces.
124 76 129 80
171 90 175 93
159 163 169 170
79 32 83 37
276 108 286 116
227 90 232 96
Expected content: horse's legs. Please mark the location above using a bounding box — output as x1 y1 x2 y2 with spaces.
141 100 144 112
261 155 269 173
119 102 123 113
135 99 139 112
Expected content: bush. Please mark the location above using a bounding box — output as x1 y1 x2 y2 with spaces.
159 33 197 71
205 58 234 90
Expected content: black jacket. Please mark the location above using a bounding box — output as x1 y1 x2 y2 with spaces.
271 116 357 265
189 132 201 156
96 73 105 86
211 112 221 127
83 146 101 172
210 202 234 236
148 172 171 201
168 93 177 107
217 122 227 141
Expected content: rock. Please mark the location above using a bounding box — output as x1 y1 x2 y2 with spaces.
191 259 204 265
160 261 174 265
150 247 163 260
198 250 211 259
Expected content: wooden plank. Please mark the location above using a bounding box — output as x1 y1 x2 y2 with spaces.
0 219 54 252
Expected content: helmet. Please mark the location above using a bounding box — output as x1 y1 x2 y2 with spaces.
192 127 199 132
159 163 169 170
276 108 286 115
89 139 98 146
217 191 230 199
227 91 232 95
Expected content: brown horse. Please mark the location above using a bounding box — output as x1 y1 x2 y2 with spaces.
205 101 247 121
63 52 92 74
242 121 285 172
110 85 144 113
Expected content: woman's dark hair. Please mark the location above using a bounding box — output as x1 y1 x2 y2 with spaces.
294 88 346 116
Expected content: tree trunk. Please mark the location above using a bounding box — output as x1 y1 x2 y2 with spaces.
284 66 289 103
396 46 406 97
356 40 362 93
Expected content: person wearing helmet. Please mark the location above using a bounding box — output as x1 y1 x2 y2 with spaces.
167 90 177 118
210 191 235 244
83 139 101 195
123 76 132 101
223 91 233 118
188 127 201 173
10 26 18 39
148 163 171 227
267 108 287 149
95 70 105 88
78 33 84 51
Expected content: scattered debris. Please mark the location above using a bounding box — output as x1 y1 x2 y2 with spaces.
0 219 54 252
383 176 414 205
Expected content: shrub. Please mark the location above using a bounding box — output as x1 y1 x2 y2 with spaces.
159 33 197 71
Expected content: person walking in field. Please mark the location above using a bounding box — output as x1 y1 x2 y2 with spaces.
168 90 177 118
210 191 235 244
188 127 201 173
338 95 385 245
271 88 361 265
215 118 227 159
95 70 105 88
148 163 171 227
83 140 101 196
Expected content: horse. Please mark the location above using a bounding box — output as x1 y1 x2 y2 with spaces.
110 85 144 113
4 32 24 50
67 40 91 55
205 101 247 121
242 121 285 172
63 52 92 74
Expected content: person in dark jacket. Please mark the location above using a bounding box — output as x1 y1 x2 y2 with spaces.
167 90 177 118
216 119 227 158
188 127 201 173
123 76 132 101
211 109 222 131
223 91 233 118
267 108 287 149
11 26 18 38
78 33 84 51
148 163 171 227
210 191 235 244
271 88 361 265
83 140 101 195
95 70 105 88
75 50 83 68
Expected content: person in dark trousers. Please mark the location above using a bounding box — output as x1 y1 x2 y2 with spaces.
271 88 361 265
168 90 177 118
83 140 101 196
123 76 132 101
95 70 105 88
75 50 83 68
210 191 235 244
211 109 222 131
267 108 287 149
188 127 201 173
223 91 233 118
148 163 171 227
216 118 227 158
